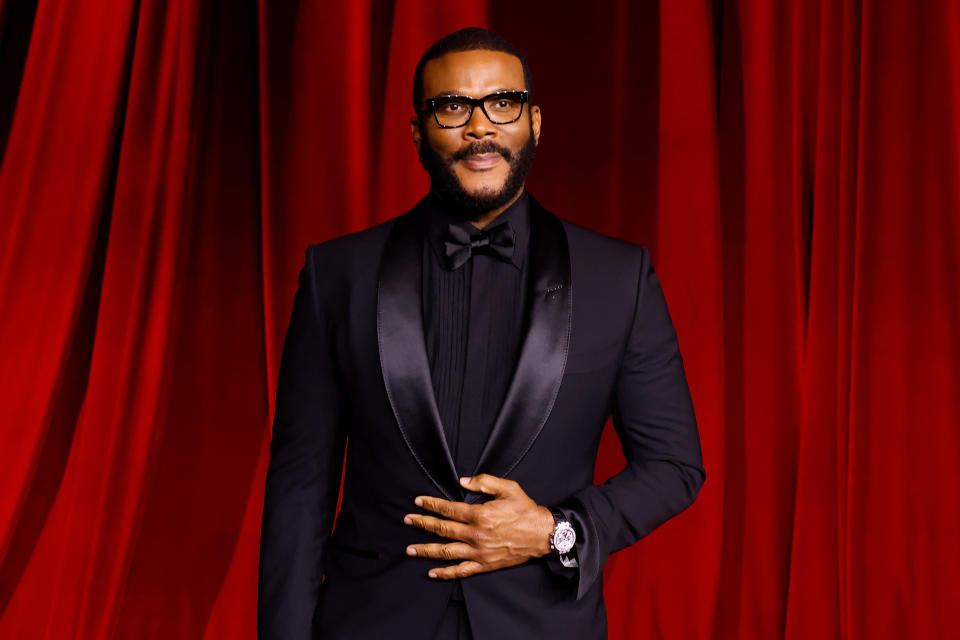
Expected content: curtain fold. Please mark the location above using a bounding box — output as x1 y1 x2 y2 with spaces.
0 0 957 638
0 0 140 628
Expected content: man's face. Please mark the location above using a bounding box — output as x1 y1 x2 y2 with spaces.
411 50 542 217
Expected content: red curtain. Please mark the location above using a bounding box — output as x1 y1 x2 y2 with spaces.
1 0 957 638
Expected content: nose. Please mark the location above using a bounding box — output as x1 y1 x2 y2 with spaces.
463 103 496 139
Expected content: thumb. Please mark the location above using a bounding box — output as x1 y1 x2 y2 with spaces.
461 474 516 498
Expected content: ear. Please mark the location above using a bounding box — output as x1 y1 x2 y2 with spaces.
530 105 541 146
410 116 422 154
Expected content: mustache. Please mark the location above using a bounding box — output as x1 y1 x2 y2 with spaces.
451 141 513 162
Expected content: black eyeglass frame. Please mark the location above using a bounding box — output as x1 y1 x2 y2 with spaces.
422 90 529 129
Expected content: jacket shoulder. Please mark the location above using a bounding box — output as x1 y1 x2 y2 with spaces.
306 216 398 265
559 216 646 255
530 195 647 257
295 214 408 303
531 202 649 278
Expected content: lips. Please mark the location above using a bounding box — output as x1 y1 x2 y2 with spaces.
460 153 502 170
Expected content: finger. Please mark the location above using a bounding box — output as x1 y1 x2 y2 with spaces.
460 474 518 498
406 542 475 561
428 560 485 580
414 495 474 522
403 514 473 541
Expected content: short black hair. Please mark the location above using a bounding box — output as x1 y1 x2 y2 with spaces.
412 27 535 113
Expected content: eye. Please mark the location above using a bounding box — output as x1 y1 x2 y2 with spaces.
443 101 471 114
488 98 517 112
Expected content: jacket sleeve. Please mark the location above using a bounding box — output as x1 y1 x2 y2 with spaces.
258 245 348 639
552 245 706 600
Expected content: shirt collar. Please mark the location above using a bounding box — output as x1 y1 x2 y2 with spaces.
424 189 531 271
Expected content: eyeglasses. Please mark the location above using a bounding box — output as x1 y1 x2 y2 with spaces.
423 90 529 128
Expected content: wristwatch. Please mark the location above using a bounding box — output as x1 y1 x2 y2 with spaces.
548 508 577 555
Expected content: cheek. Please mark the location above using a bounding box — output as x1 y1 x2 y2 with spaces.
424 129 461 156
507 127 533 149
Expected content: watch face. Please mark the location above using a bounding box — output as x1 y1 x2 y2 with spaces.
554 522 576 554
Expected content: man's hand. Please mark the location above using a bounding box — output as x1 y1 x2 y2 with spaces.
403 474 556 579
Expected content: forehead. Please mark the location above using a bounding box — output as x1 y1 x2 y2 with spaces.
422 49 525 98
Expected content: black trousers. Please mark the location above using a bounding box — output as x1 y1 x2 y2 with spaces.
433 591 473 640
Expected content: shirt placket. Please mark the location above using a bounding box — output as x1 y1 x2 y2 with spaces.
453 252 493 478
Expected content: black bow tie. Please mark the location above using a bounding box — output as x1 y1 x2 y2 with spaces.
443 221 516 271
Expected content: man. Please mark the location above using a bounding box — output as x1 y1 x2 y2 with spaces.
258 27 705 640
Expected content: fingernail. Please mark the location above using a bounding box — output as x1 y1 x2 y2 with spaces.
404 515 412 525
414 497 423 506
460 477 471 486
428 571 437 578
407 546 417 556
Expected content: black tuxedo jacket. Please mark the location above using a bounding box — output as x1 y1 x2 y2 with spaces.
258 195 705 640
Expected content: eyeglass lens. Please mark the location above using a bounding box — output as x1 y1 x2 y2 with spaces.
434 94 524 127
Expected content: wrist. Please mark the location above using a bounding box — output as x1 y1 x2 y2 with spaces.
537 506 554 557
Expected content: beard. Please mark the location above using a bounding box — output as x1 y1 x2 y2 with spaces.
417 122 537 220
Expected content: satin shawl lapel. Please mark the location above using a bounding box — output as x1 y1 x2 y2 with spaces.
377 206 463 501
467 199 572 504
377 199 572 505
